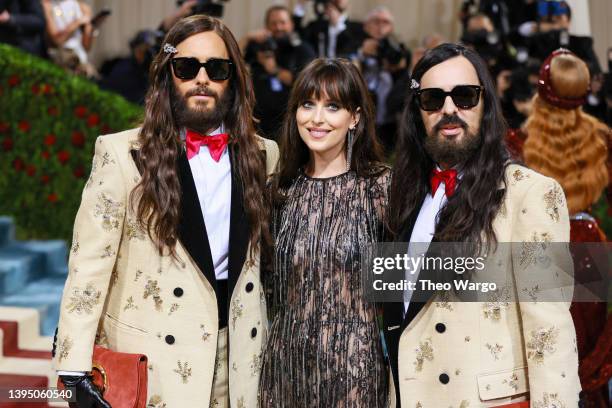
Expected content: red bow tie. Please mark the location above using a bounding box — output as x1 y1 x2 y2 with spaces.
185 129 229 161
430 168 457 197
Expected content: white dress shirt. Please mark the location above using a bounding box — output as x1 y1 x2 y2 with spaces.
403 176 449 314
186 125 232 281
328 13 348 58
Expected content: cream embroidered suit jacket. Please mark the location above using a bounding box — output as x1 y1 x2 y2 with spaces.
52 128 279 408
383 164 581 408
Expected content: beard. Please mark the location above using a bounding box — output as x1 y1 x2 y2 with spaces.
423 114 481 167
171 84 233 134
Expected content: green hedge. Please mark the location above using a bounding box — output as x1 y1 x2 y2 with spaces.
0 44 142 240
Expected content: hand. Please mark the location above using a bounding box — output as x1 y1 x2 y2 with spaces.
248 29 270 44
60 375 111 408
361 39 379 57
178 0 198 17
0 10 10 24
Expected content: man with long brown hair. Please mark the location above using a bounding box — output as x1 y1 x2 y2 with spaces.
52 15 278 407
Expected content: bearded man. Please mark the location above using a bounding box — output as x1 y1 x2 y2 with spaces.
52 15 278 408
384 43 580 407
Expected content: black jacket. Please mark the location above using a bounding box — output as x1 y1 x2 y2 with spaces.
0 0 46 58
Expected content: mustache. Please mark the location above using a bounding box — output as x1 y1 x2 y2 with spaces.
185 86 218 100
433 114 468 134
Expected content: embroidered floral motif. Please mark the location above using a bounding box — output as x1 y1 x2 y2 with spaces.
511 168 530 183
502 372 519 391
486 342 503 360
532 392 565 408
209 399 219 408
499 201 507 217
100 152 115 167
95 328 108 347
237 397 246 408
244 258 255 269
232 362 238 371
200 324 211 341
465 336 471 342
66 283 101 314
144 279 163 311
483 287 511 320
543 184 563 222
527 327 559 364
126 219 145 240
435 291 454 311
134 270 143 282
414 338 434 372
459 401 470 408
231 298 244 329
101 245 116 259
58 336 73 362
522 285 540 302
173 360 192 384
110 267 119 287
520 233 552 268
70 235 80 255
147 395 167 408
94 193 123 231
416 402 423 408
168 303 179 315
250 353 262 377
124 296 138 311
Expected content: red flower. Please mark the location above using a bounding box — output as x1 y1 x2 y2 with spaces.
47 106 58 116
0 122 8 133
44 134 57 146
13 158 24 171
47 193 58 203
74 106 87 118
26 165 36 177
1 137 12 151
41 151 51 160
42 84 53 95
41 175 50 184
73 165 85 178
31 84 41 95
57 150 70 164
18 120 30 132
101 124 112 134
8 75 20 87
87 114 100 127
71 131 85 147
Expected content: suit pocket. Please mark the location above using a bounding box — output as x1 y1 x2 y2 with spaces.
104 312 147 335
477 366 528 401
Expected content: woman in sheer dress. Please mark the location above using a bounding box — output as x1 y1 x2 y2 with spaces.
260 58 390 407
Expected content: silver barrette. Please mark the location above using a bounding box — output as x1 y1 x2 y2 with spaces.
410 79 420 90
163 43 178 54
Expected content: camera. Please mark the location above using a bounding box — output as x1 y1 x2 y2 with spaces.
378 37 405 66
254 37 278 55
176 0 229 18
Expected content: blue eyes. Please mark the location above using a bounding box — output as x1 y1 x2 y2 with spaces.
301 101 340 111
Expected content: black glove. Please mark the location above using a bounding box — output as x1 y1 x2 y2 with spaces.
60 375 111 408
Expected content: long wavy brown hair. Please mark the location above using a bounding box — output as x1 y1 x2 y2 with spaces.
132 15 268 256
270 58 385 202
524 53 609 214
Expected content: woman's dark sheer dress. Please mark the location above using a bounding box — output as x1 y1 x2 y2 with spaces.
260 168 391 408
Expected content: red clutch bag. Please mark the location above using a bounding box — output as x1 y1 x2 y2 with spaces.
58 345 148 408
494 402 529 408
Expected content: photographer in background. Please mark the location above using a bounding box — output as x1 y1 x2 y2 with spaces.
357 5 410 154
293 0 364 58
243 5 315 139
98 29 163 104
0 0 47 58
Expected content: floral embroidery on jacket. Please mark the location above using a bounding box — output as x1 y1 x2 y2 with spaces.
483 287 510 320
414 338 434 372
66 283 101 314
173 361 192 384
485 342 503 360
144 279 163 311
58 336 73 362
543 184 563 222
532 392 565 408
527 327 559 364
94 193 123 231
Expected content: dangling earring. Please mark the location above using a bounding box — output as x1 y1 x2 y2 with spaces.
346 128 355 172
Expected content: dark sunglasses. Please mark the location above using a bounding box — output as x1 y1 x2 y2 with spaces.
171 57 233 81
416 85 483 111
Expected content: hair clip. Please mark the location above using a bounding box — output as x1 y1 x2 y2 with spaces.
163 43 178 54
410 79 420 90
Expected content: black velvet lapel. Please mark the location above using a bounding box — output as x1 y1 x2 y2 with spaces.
176 150 216 287
227 145 250 299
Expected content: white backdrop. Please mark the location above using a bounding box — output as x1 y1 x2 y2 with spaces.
86 0 610 70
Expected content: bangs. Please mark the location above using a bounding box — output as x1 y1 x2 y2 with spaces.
292 61 360 111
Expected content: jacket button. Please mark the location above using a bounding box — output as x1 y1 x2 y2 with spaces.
165 335 175 345
245 282 254 292
435 323 446 333
173 288 184 297
251 328 257 338
439 373 450 384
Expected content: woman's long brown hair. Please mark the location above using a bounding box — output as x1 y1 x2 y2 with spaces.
132 15 268 257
